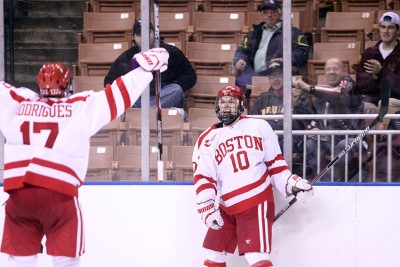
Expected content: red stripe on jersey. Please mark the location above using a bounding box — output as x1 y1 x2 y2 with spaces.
221 185 274 215
197 124 218 149
64 95 89 104
4 160 30 169
24 171 79 197
10 90 29 102
196 183 217 196
31 158 82 185
265 154 285 166
268 165 289 176
194 174 217 185
3 176 25 191
116 77 131 109
220 168 269 202
104 84 118 120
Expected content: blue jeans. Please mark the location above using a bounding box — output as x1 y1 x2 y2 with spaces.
132 83 185 108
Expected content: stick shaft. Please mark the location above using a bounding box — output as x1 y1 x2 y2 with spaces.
153 0 162 162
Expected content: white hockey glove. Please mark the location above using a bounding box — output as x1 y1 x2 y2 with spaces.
197 200 224 230
131 48 169 72
286 174 314 203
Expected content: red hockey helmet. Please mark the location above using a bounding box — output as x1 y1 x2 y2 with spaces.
215 85 245 125
37 62 71 97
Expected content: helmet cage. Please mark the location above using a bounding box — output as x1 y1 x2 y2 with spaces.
215 86 245 125
37 62 71 97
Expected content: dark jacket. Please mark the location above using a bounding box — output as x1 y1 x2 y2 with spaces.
356 40 400 105
104 42 197 96
232 21 310 74
249 89 315 131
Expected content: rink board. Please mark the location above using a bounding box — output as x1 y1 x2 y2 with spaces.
0 182 399 267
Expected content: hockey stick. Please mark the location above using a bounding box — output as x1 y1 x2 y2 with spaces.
153 0 164 181
274 78 391 222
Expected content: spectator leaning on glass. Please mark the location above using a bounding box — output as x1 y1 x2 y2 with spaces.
104 19 197 108
293 58 366 181
356 11 400 108
232 0 309 98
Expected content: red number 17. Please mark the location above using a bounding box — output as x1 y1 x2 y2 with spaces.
20 121 59 148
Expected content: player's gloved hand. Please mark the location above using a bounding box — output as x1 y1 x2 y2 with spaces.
286 174 314 203
131 48 169 72
197 200 224 230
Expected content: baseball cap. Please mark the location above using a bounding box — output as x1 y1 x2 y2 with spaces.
133 19 154 34
260 0 281 11
379 12 400 27
266 60 283 75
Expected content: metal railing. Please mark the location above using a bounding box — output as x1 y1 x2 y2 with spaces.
248 113 400 183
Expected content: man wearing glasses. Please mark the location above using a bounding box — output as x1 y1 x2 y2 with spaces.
356 11 400 108
232 0 309 99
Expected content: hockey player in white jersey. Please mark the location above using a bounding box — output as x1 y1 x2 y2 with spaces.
0 48 168 267
193 85 314 267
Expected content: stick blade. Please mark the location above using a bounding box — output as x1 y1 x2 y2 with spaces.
378 78 391 120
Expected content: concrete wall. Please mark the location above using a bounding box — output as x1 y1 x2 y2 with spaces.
0 183 399 267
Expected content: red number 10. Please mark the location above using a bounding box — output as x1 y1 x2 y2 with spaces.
230 151 250 173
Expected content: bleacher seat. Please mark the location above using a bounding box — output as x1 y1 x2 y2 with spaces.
318 11 375 51
201 0 260 12
159 12 192 54
75 42 129 76
186 75 235 109
115 145 169 181
81 11 135 44
170 145 194 181
124 108 184 159
307 42 361 84
73 76 105 94
88 0 138 13
185 42 237 76
338 0 386 12
187 107 220 145
192 12 247 45
86 145 115 180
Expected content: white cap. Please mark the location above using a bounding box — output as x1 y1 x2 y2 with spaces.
379 12 400 27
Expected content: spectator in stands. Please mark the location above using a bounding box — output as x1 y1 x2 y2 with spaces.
232 0 309 98
248 60 322 178
368 111 400 182
293 58 366 181
356 11 400 108
104 19 197 108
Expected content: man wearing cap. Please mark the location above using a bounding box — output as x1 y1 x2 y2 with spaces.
356 11 400 107
104 19 197 109
249 60 321 179
233 0 309 98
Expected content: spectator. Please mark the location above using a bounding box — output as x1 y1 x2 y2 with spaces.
249 60 325 178
0 49 168 266
293 58 366 181
192 85 313 267
368 110 400 182
232 0 309 98
104 19 197 108
356 11 400 108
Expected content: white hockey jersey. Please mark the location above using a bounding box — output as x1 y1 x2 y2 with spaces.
193 116 292 215
0 68 153 197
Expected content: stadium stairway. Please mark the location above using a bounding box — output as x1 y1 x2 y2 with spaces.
4 0 85 91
